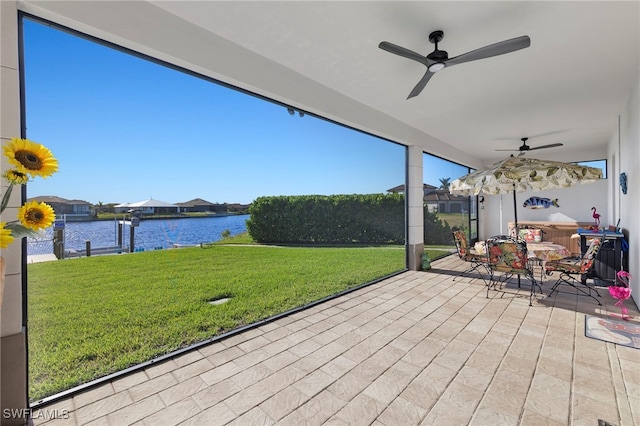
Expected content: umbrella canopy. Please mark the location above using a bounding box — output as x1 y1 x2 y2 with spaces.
449 156 603 228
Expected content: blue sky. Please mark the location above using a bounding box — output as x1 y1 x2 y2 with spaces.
22 19 466 205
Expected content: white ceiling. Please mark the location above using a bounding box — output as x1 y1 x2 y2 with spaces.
20 1 640 168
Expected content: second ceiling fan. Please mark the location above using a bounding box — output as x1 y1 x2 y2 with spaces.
496 137 564 156
379 30 530 99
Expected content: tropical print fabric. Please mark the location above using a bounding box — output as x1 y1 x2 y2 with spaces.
527 242 571 262
545 238 601 274
486 237 531 275
449 156 602 196
453 230 485 261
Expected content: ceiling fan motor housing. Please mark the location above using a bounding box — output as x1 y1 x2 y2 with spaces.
378 29 531 98
427 31 448 61
427 50 448 61
428 30 444 44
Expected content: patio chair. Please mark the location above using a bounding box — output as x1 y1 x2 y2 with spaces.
451 230 489 284
485 236 541 306
544 237 602 305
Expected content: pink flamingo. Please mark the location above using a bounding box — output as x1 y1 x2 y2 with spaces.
609 271 632 320
591 207 601 227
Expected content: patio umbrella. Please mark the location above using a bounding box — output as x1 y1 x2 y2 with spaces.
449 156 603 229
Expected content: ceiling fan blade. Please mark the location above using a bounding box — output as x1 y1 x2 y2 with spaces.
407 70 436 99
378 41 426 64
494 130 566 141
446 35 530 67
495 149 521 151
528 143 564 151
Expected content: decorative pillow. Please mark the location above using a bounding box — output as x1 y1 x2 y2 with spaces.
519 228 542 243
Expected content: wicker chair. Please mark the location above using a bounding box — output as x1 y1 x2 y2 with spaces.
486 236 541 306
544 237 602 305
451 230 488 284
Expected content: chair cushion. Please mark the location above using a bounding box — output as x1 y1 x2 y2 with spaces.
519 228 542 243
545 238 601 275
487 238 529 271
453 230 470 259
545 259 581 273
463 251 487 262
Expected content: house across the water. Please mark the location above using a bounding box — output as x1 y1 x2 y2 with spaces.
387 184 468 213
29 196 93 220
176 198 228 214
114 199 179 215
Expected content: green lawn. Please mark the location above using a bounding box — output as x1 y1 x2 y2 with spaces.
27 244 405 401
436 212 470 230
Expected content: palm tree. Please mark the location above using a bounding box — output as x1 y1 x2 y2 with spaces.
438 177 451 190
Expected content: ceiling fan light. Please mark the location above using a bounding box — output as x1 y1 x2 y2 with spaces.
428 62 446 72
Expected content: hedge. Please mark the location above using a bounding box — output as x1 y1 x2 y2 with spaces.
246 194 453 245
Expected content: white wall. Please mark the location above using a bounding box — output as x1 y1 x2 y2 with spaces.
480 179 608 237
1 0 24 337
609 74 639 308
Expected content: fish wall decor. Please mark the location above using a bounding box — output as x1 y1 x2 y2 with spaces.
522 197 559 209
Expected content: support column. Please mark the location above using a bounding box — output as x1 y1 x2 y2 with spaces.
407 145 424 270
1 2 30 424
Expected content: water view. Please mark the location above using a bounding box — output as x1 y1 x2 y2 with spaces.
28 214 250 256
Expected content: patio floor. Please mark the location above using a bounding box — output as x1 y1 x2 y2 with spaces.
32 255 640 425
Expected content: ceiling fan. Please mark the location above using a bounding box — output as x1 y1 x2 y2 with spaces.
379 30 530 99
496 137 564 156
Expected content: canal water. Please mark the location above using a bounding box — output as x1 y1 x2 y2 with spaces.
27 214 250 255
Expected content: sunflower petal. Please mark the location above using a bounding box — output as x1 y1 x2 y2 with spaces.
0 222 14 248
4 138 58 178
17 201 55 231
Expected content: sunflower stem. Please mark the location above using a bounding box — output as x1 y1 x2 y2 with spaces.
1 184 14 214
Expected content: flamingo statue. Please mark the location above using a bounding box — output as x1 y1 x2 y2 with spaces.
591 207 601 228
609 271 632 320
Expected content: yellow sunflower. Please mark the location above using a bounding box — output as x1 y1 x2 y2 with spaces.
3 169 29 185
4 137 58 179
0 223 14 248
17 201 55 231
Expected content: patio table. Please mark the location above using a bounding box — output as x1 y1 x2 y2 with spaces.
476 240 572 283
526 242 572 262
475 240 571 261
526 241 572 282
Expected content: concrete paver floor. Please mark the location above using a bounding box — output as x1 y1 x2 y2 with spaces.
31 255 640 425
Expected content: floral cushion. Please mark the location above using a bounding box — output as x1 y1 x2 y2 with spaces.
452 230 469 257
519 228 542 243
465 251 486 261
486 237 529 274
545 260 581 273
545 238 601 275
580 238 601 273
453 230 486 263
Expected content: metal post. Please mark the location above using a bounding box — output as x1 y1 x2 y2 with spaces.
118 222 123 247
130 225 135 253
53 229 64 259
86 240 91 257
512 189 518 231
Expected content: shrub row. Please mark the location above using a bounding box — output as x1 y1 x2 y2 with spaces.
425 209 453 245
246 194 454 245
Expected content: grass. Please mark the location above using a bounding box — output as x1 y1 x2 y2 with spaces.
425 247 455 260
213 232 256 244
437 212 471 230
27 243 405 401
